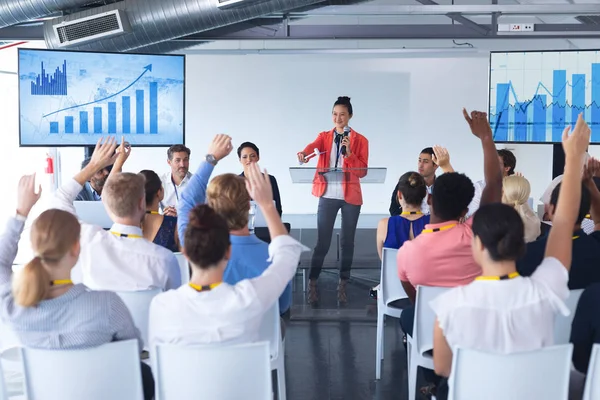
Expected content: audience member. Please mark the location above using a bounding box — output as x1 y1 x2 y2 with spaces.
75 157 112 201
430 114 590 398
238 141 283 216
517 173 600 290
467 148 516 216
389 147 438 216
52 137 181 291
377 171 430 260
139 170 179 252
571 282 600 374
160 144 192 215
177 136 292 315
150 156 307 346
502 175 541 242
2 174 154 400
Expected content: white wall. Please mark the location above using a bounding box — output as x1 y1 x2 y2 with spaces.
54 53 567 215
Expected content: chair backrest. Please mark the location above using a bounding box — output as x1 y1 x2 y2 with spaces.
116 288 162 351
413 286 449 355
583 344 600 400
21 340 143 400
449 344 573 400
173 252 190 284
0 355 9 400
554 288 584 344
380 247 407 306
154 341 271 400
258 302 281 361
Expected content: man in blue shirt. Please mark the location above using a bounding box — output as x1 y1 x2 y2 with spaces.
75 157 112 201
178 136 292 316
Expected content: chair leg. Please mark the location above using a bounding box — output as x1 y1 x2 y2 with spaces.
376 311 384 380
408 345 418 400
276 359 287 400
302 270 306 293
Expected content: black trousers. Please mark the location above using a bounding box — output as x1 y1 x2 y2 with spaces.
309 197 361 280
141 362 155 400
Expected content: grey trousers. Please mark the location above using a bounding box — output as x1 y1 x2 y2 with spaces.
309 197 361 280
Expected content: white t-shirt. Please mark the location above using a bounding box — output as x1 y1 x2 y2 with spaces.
160 172 193 208
466 179 486 218
430 257 569 355
322 132 348 200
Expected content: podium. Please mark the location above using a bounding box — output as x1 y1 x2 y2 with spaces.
289 166 387 184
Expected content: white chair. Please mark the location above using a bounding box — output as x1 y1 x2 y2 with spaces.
21 339 143 400
448 344 573 400
0 356 10 400
375 247 408 379
259 303 286 400
116 288 162 351
153 341 271 400
583 344 600 400
407 286 449 400
173 252 190 284
554 288 584 344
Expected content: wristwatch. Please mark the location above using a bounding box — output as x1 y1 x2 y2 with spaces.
205 154 217 166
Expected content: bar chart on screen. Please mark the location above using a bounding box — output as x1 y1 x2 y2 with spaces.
489 50 600 144
19 49 184 147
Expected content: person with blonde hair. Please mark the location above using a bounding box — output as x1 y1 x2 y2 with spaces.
502 175 540 242
0 174 154 400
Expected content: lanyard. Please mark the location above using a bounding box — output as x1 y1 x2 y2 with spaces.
146 211 160 215
172 178 179 201
422 223 457 234
110 231 143 239
401 211 423 215
50 279 73 286
189 282 221 292
475 272 520 281
334 135 343 169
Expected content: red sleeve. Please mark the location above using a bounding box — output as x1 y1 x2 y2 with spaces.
302 132 326 156
345 135 369 178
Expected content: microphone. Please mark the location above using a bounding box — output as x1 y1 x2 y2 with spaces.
341 126 350 155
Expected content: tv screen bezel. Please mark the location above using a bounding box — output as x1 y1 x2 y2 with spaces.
18 48 186 148
488 48 600 145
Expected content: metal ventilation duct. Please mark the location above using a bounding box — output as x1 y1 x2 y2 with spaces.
0 0 118 30
44 0 327 52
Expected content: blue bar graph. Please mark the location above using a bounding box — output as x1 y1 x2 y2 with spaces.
150 82 158 134
94 107 102 134
136 90 144 134
122 96 130 134
572 74 586 125
31 60 67 96
65 116 74 134
108 102 116 133
592 64 600 141
533 95 546 142
514 102 527 141
49 122 58 134
80 111 88 134
494 83 510 141
551 70 567 142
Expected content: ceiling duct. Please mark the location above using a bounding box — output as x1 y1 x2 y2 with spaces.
43 0 328 52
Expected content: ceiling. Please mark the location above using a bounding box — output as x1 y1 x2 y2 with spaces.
1 0 600 54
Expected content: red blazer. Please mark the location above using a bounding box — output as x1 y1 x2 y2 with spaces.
302 128 369 205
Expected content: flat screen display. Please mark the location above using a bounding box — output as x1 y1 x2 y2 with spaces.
19 49 185 147
490 50 600 143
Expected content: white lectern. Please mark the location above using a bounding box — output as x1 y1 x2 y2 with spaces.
289 167 387 184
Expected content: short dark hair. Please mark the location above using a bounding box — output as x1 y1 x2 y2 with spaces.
420 147 436 165
237 142 260 159
431 172 475 221
184 205 231 269
139 170 162 205
81 157 112 172
550 183 591 225
498 149 516 176
167 145 191 161
472 203 525 262
396 171 427 207
333 96 353 115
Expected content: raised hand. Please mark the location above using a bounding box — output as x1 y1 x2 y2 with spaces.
89 137 119 171
207 134 233 161
432 145 450 169
562 113 591 167
583 157 600 183
115 136 131 163
244 162 273 209
16 173 42 218
463 109 493 140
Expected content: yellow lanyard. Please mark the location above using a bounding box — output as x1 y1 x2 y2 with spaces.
189 282 222 292
50 279 73 286
110 231 143 239
475 272 520 281
401 211 423 215
146 211 160 215
422 223 457 234
573 235 580 240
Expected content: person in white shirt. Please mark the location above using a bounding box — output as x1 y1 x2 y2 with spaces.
52 137 181 291
430 112 590 398
160 144 192 216
149 140 307 347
